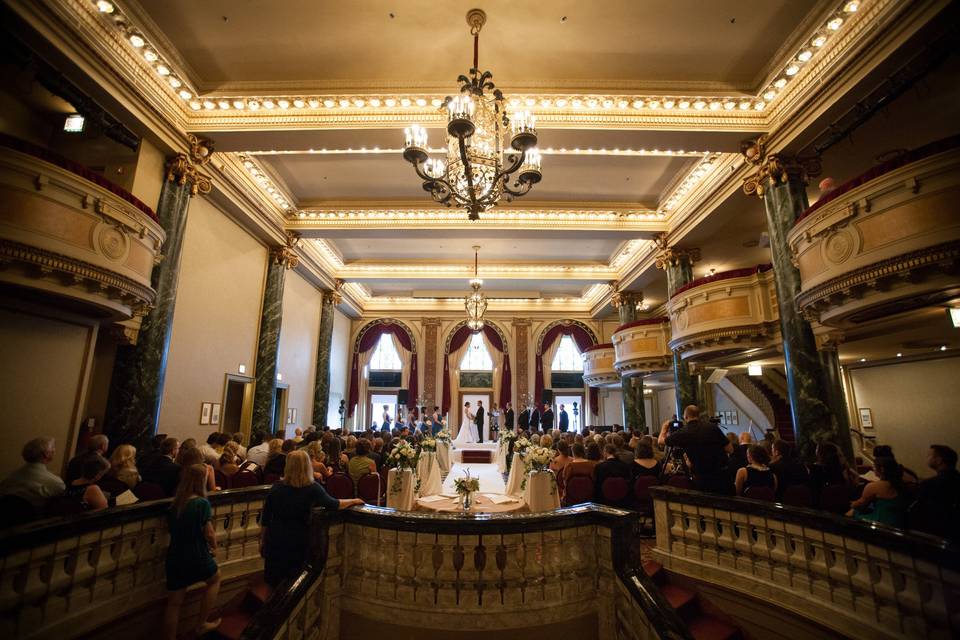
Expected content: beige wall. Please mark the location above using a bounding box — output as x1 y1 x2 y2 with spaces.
0 304 96 477
276 270 322 437
158 196 266 442
128 138 166 211
848 356 960 479
325 307 352 429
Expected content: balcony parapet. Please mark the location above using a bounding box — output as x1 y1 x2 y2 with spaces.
666 265 779 360
789 137 960 330
611 317 672 376
0 136 164 328
581 342 619 387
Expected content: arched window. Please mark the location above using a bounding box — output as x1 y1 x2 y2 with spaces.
551 334 583 372
459 332 493 371
369 333 402 371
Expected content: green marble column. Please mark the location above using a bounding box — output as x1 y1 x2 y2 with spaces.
103 146 212 446
312 290 338 429
613 292 646 431
754 153 851 458
672 351 698 416
818 340 854 461
656 243 700 416
251 247 294 439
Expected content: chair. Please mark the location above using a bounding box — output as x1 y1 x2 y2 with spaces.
357 473 381 505
744 486 776 502
633 475 659 510
132 482 167 501
666 474 693 490
0 495 36 528
600 477 631 506
563 476 594 506
231 470 261 488
819 484 850 514
325 473 355 499
781 484 813 508
97 475 130 500
214 469 230 490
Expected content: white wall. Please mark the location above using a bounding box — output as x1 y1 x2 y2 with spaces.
159 196 266 442
276 271 322 436
849 356 960 479
325 307 351 429
600 388 623 426
655 387 676 427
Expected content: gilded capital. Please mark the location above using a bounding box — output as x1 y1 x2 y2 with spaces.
166 134 215 196
270 232 301 269
611 289 644 309
741 135 821 198
654 247 701 271
815 331 845 352
324 280 343 305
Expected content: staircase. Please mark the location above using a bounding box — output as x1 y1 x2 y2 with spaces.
209 574 271 639
734 371 793 443
643 560 742 640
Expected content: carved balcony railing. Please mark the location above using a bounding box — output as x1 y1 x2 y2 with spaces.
611 318 672 376
242 504 693 640
0 487 268 640
582 343 619 387
789 136 960 332
0 135 164 338
651 486 959 640
666 266 779 361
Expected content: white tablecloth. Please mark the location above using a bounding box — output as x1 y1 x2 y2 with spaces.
386 468 415 511
416 451 443 496
436 442 450 473
523 470 561 512
503 452 525 497
496 440 509 473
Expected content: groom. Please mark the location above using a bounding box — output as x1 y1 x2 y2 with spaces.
475 400 485 443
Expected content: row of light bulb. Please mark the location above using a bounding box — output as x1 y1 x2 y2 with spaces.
240 157 291 211
661 156 719 212
294 210 665 221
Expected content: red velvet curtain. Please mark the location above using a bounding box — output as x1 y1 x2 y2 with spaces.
347 322 417 417
534 324 599 416
441 324 511 413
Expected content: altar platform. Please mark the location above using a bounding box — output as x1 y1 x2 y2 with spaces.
450 441 498 464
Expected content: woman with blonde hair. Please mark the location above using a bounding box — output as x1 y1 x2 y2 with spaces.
163 464 221 640
109 443 140 489
306 441 333 482
178 446 217 492
260 451 363 587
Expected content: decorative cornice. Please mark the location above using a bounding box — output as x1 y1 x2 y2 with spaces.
669 321 782 356
165 134 214 195
653 235 701 270
270 232 301 269
740 135 822 198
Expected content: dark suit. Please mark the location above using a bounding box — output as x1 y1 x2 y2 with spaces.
540 408 554 431
529 409 541 431
594 457 633 505
505 408 515 429
474 406 485 442
142 456 181 497
518 409 530 430
558 410 569 432
665 420 730 492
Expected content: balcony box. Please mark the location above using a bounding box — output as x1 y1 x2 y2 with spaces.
582 343 618 387
611 318 672 376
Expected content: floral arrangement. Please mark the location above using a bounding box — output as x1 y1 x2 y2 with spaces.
521 446 557 494
435 429 451 443
513 437 532 455
385 440 419 495
453 470 480 496
499 430 518 444
420 437 437 452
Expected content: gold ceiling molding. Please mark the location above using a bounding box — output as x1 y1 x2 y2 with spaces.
247 147 714 158
289 208 665 230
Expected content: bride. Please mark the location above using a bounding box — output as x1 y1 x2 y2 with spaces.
452 401 478 447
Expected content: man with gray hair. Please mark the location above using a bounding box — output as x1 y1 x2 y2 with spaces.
65 434 108 483
0 437 65 509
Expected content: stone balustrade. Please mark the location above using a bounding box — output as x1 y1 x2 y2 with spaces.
0 487 268 640
0 141 164 337
789 143 960 332
651 486 959 640
665 266 779 360
611 318 672 376
582 343 619 387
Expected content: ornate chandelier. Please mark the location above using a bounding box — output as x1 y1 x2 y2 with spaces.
465 245 487 332
402 9 542 221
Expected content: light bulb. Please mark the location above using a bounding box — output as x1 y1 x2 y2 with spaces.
129 33 145 48
96 0 114 12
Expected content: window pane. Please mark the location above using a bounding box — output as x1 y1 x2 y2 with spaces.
369 333 402 371
460 332 493 371
551 335 583 372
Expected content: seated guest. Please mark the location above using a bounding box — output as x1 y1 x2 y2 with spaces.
197 433 221 468
219 451 240 477
106 444 140 490
348 439 377 487
810 442 858 490
371 438 385 471
562 443 595 485
246 435 271 467
65 434 109 484
231 433 247 460
138 434 168 471
632 436 663 478
65 456 110 512
872 444 920 487
550 441 572 477
613 434 634 466
728 432 752 471
0 437 65 511
594 444 633 504
142 437 182 496
848 457 907 528
260 451 363 587
344 435 358 458
175 439 199 466
769 440 809 497
293 427 304 444
263 439 287 477
912 445 960 541
585 441 603 463
306 441 333 482
326 437 349 473
179 447 217 492
735 445 777 497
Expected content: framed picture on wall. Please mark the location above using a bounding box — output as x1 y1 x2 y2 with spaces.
859 408 874 430
719 412 727 425
200 402 212 425
292 408 298 423
211 403 221 426
732 411 739 425
286 408 292 424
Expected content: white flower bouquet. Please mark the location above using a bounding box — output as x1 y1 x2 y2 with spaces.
435 429 451 443
525 446 555 473
513 437 532 455
385 440 418 470
453 469 481 510
499 430 518 443
420 437 437 452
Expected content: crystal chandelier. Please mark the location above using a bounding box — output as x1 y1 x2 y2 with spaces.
465 245 487 332
402 9 541 221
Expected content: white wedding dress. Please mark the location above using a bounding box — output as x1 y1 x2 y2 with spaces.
452 409 478 447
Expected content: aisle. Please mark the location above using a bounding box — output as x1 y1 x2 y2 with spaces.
441 462 505 494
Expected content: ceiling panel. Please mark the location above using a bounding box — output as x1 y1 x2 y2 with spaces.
363 278 591 298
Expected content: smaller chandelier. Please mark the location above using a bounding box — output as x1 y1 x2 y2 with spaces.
403 9 542 221
465 245 487 332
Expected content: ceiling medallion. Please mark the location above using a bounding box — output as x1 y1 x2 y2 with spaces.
402 9 542 221
465 245 487 331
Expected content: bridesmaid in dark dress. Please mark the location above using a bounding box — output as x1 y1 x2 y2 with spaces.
163 464 222 640
260 451 363 587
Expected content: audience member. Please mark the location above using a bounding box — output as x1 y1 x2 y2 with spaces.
138 434 168 470
231 433 247 459
293 427 304 444
768 440 809 498
163 464 221 640
848 457 907 527
260 451 362 587
728 432 752 470
594 443 633 504
660 405 730 492
550 441 572 477
585 441 602 462
612 434 633 465
911 445 960 541
327 437 348 473
143 437 182 496
175 439 198 466
735 445 777 497
371 438 384 471
306 441 333 482
197 433 221 468
65 456 110 512
246 435 271 467
0 437 65 510
179 447 217 492
263 439 287 477
872 444 920 487
219 451 240 477
810 442 857 491
109 444 140 490
348 439 377 487
65 434 108 484
632 436 662 478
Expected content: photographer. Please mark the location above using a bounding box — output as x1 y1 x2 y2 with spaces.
658 405 731 494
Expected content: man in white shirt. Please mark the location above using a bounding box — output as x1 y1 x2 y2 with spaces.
246 436 271 466
0 437 65 510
